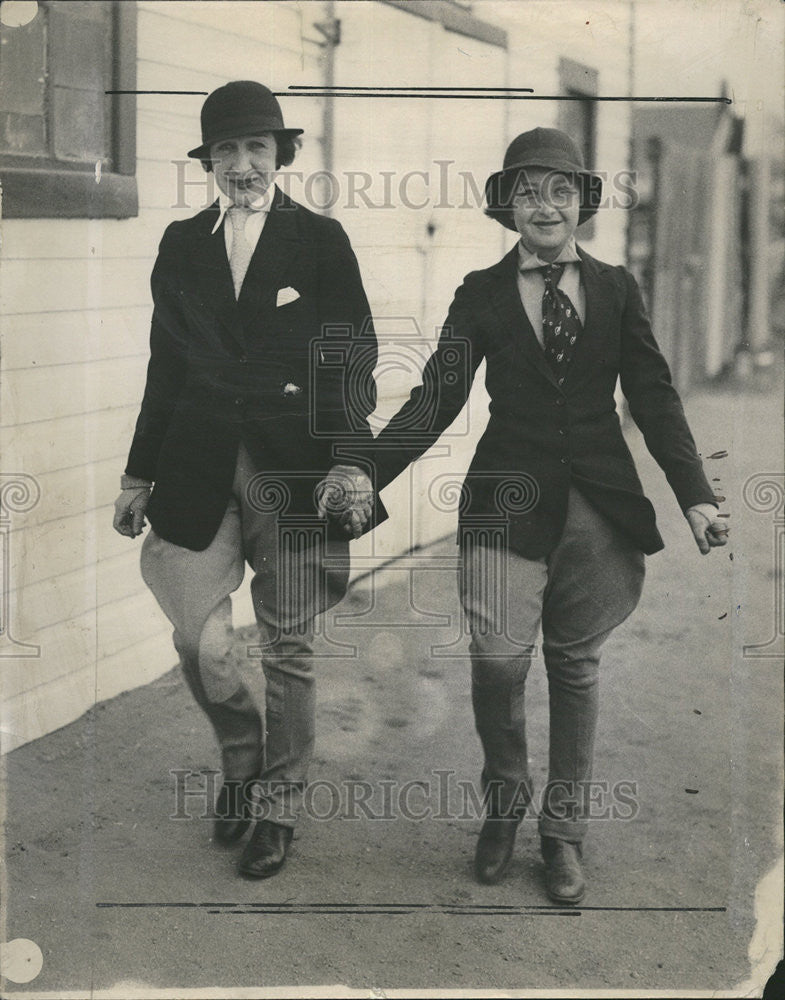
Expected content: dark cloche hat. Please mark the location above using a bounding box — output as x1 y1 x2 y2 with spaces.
484 127 603 230
187 80 303 160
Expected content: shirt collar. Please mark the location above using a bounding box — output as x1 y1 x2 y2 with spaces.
518 236 581 272
211 183 276 235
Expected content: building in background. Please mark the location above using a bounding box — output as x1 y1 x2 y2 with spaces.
628 99 778 393
1 0 633 748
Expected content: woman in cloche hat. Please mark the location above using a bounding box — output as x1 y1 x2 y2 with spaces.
354 125 728 903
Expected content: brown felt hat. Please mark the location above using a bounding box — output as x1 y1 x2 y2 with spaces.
484 127 603 230
187 80 303 160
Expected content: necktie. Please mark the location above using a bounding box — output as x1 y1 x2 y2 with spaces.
227 204 255 298
541 262 582 383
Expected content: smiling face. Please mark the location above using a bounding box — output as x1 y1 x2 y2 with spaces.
209 134 278 206
511 168 581 261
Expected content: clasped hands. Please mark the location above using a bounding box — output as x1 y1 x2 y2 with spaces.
316 464 374 539
114 470 729 553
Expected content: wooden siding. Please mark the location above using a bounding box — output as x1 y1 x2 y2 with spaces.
0 0 631 752
0 1 322 752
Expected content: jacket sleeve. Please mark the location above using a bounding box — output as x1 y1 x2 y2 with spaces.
372 277 487 490
618 268 717 512
314 219 379 468
124 225 189 482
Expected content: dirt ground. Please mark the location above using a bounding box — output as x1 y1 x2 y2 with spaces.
2 376 783 997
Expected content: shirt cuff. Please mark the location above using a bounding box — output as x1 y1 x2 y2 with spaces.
121 474 153 490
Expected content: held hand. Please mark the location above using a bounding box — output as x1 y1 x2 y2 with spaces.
686 503 729 555
316 465 374 539
113 487 151 538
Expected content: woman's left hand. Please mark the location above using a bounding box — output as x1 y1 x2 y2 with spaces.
686 503 729 555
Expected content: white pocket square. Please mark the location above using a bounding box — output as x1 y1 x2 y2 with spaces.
277 286 300 307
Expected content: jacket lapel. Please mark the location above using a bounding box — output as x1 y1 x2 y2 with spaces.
188 205 246 350
487 244 620 392
564 248 618 392
488 247 559 388
237 186 303 317
186 188 304 350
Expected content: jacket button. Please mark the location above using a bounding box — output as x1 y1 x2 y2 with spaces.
238 354 248 364
557 377 565 386
558 429 565 436
234 397 243 406
555 399 565 407
560 457 568 464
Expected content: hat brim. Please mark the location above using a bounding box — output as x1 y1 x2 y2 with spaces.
484 161 603 230
188 128 304 160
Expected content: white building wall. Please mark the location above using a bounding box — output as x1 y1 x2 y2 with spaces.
0 1 324 752
0 0 632 751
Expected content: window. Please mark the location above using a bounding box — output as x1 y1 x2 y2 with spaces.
559 57 598 237
558 57 598 169
0 0 137 218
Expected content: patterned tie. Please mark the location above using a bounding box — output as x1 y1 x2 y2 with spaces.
227 204 254 298
541 262 582 384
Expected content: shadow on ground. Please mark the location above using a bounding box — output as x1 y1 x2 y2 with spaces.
3 378 783 995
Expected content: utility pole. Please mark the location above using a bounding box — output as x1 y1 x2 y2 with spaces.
745 146 771 356
314 1 341 213
624 0 636 271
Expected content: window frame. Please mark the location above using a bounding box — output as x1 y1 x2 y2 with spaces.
0 0 138 219
558 57 598 238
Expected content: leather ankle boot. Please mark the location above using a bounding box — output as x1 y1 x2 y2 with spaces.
213 775 257 846
540 835 585 904
474 817 519 884
238 820 294 879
